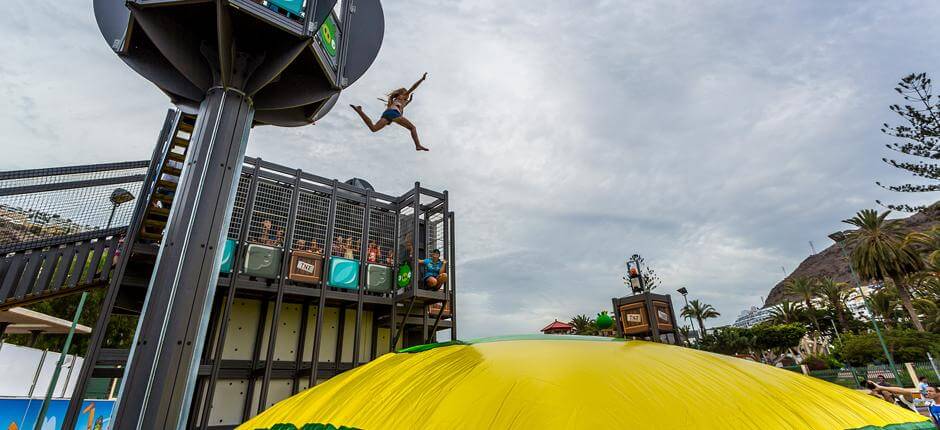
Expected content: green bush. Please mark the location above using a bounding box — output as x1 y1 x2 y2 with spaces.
834 329 940 366
801 354 843 370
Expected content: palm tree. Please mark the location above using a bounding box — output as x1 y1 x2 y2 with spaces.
569 314 597 335
843 209 925 331
816 277 850 332
784 277 823 342
905 226 940 270
868 286 899 329
680 299 720 335
769 301 804 325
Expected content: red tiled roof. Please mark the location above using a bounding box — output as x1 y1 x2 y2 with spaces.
540 319 574 332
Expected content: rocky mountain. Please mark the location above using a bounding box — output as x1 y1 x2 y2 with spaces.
764 202 940 307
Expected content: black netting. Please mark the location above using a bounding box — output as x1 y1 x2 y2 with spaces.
0 163 147 247
331 199 364 260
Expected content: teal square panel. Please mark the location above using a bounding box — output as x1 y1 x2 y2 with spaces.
328 257 360 289
220 239 237 273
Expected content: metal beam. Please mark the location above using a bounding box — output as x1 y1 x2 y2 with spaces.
352 191 371 367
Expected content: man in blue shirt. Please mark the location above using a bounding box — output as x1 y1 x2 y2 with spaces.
423 249 447 290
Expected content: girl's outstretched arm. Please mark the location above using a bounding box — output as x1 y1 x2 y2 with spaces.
407 73 428 94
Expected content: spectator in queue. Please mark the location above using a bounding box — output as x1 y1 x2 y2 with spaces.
367 241 380 263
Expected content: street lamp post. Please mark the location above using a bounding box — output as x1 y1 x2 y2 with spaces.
677 287 696 342
828 231 902 384
106 188 135 229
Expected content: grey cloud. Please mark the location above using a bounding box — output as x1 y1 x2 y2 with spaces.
3 1 940 337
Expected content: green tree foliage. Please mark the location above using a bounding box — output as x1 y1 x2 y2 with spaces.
624 254 660 292
750 323 806 353
878 73 940 213
868 286 901 329
800 354 843 371
843 209 925 331
816 278 850 332
769 301 805 325
569 314 598 336
834 329 940 366
699 324 805 358
4 289 137 355
680 299 720 335
699 327 753 356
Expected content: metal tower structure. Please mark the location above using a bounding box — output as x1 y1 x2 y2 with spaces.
74 1 384 428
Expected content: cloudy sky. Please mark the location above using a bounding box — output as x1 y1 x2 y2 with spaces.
2 1 940 338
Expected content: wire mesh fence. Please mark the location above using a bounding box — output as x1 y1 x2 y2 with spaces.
294 189 331 254
0 162 147 249
332 199 364 260
913 361 940 385
246 179 293 247
368 207 396 266
227 173 252 240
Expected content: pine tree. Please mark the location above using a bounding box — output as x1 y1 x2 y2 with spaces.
878 73 940 212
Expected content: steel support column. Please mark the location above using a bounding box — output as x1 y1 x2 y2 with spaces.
114 88 255 430
258 169 302 411
199 158 262 429
309 182 339 388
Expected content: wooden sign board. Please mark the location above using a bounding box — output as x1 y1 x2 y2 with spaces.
653 300 674 331
289 251 324 284
619 303 649 335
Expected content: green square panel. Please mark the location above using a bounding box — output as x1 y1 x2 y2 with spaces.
366 264 392 292
244 244 282 279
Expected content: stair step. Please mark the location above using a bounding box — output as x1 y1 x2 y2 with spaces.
167 152 185 163
179 121 194 133
139 231 162 241
157 180 178 190
172 137 190 148
144 219 166 229
153 193 174 204
147 206 170 217
162 166 182 177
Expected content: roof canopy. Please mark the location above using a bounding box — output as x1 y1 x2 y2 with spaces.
539 319 573 332
0 307 91 335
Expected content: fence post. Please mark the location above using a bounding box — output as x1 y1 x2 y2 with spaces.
904 362 919 388
929 352 940 383
848 367 860 389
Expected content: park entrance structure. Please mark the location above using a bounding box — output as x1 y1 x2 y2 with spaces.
0 153 456 428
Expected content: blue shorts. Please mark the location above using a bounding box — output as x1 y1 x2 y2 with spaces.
382 109 402 122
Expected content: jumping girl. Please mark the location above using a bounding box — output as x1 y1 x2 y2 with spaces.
350 73 429 151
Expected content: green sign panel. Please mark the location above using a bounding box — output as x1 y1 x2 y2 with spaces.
319 15 339 59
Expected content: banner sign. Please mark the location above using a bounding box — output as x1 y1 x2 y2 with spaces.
0 398 114 430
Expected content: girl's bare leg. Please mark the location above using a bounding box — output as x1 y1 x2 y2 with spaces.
350 105 389 132
392 116 429 151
